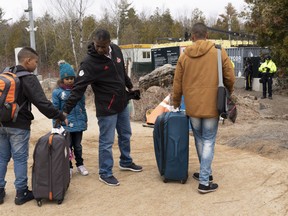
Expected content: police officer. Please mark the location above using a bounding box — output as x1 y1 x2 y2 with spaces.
244 58 253 91
258 55 277 99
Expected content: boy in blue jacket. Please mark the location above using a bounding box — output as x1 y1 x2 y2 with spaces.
52 61 88 178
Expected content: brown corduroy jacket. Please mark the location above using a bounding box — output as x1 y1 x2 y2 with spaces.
173 40 235 118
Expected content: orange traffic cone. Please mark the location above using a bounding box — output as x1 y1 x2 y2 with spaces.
146 95 172 125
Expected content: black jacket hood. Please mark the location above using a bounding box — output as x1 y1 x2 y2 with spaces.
87 42 99 57
87 42 110 60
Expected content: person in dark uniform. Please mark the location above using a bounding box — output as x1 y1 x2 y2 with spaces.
244 58 253 91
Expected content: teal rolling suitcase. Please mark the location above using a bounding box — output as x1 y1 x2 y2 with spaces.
153 112 189 183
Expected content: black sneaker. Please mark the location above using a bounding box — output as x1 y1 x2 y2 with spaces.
268 96 272 100
261 96 266 99
198 183 218 194
0 188 5 204
15 187 34 205
119 162 143 172
99 175 120 186
193 173 213 182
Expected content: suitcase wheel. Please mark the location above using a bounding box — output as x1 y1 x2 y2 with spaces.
163 178 168 183
180 179 187 184
57 199 63 205
36 199 42 207
181 175 188 184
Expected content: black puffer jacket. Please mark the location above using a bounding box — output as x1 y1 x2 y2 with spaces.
2 65 66 130
63 43 133 117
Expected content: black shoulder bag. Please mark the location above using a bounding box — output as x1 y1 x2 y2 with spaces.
216 45 237 123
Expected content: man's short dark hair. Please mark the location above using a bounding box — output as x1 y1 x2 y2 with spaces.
92 29 111 41
191 23 207 39
18 47 38 62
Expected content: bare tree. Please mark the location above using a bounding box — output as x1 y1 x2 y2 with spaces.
104 0 132 44
36 13 56 62
49 0 90 68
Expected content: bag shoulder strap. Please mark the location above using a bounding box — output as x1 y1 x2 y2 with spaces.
215 45 224 87
11 69 31 106
1 67 11 74
2 66 32 78
16 71 32 78
14 66 32 78
15 71 32 114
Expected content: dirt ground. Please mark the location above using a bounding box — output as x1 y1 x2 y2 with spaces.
1 88 288 216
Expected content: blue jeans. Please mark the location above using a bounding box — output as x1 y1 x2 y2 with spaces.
190 117 219 186
0 127 30 190
97 106 132 178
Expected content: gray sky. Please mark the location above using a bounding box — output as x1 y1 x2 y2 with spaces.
1 0 246 22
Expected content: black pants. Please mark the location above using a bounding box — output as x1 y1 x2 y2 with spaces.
245 74 253 90
69 131 84 168
262 75 273 97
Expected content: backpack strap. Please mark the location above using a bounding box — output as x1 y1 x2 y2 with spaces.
1 67 11 74
2 66 32 77
13 70 32 122
16 71 32 77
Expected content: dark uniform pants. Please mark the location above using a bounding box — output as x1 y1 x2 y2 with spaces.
262 74 273 97
245 73 253 90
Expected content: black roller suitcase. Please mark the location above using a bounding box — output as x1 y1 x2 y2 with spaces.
153 112 189 183
32 128 70 206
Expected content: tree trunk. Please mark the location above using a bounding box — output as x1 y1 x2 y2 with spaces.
70 21 78 69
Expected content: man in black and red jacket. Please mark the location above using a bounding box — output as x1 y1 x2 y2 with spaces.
63 29 142 186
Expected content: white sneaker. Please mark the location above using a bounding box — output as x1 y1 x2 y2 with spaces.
70 168 73 179
77 165 89 176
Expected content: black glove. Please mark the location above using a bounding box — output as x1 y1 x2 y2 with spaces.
54 119 62 128
259 77 263 83
265 67 270 73
127 90 141 100
54 112 68 127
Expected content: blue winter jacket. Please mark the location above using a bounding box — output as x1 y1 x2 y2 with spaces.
52 86 87 132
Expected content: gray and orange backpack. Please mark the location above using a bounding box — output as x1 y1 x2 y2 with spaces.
0 67 31 123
